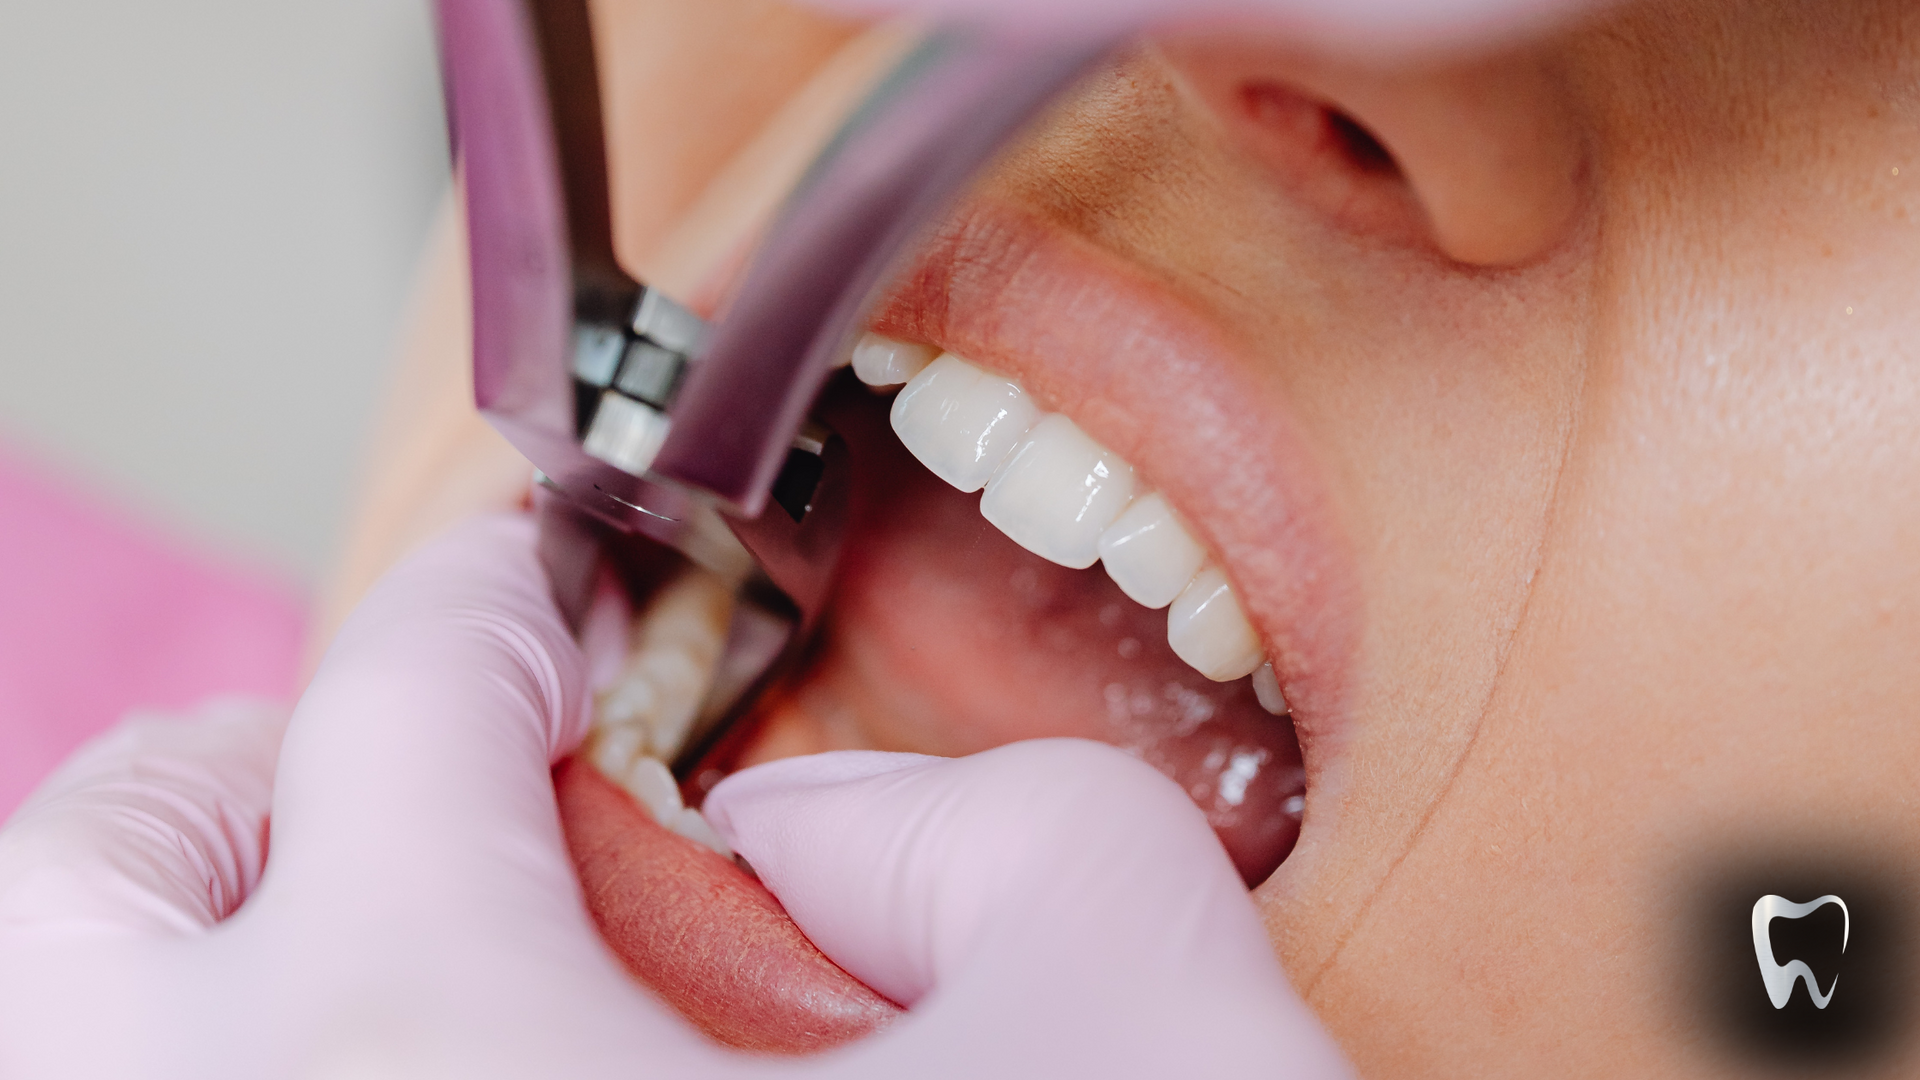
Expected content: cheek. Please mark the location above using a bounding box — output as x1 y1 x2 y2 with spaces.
1034 127 1596 839
1295 156 1920 1070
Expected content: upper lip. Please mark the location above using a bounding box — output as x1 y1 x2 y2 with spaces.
864 196 1364 800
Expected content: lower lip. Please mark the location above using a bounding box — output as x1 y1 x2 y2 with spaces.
555 757 901 1053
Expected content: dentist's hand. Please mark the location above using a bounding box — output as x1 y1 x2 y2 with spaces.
0 514 1349 1079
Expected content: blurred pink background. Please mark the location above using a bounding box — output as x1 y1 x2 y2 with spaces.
0 2 446 817
0 448 305 819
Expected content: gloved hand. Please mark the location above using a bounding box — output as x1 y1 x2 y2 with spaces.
0 514 1349 1079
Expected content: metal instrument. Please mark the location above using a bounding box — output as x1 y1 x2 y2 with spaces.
433 0 1110 779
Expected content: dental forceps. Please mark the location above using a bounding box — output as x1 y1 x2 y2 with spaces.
433 0 1109 781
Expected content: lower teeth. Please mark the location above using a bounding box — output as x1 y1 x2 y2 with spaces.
588 564 737 858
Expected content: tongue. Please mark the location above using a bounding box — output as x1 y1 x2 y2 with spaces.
554 758 900 1053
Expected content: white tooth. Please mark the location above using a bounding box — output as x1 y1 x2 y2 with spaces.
595 566 734 762
667 807 736 859
1167 566 1264 681
587 746 736 859
586 721 647 786
980 414 1136 569
889 353 1039 491
606 753 686 823
851 332 938 386
1097 491 1205 609
1252 660 1290 716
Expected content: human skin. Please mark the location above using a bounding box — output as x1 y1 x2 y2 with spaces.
324 0 1920 1076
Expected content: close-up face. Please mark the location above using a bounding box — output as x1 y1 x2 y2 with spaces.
368 0 1920 1075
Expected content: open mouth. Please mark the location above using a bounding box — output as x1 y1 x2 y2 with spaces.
553 198 1361 1054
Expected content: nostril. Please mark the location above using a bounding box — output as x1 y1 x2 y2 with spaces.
1220 77 1428 248
1174 40 1585 266
1325 109 1398 177
1238 82 1401 180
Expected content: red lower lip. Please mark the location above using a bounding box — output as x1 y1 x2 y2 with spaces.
554 758 900 1053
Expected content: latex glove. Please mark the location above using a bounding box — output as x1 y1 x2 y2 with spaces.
0 513 1349 1079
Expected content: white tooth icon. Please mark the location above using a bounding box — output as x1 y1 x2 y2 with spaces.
890 353 1040 491
981 414 1137 569
1752 893 1849 1009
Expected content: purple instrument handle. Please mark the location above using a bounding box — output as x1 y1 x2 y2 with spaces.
437 0 1109 527
650 31 1112 516
434 0 1112 768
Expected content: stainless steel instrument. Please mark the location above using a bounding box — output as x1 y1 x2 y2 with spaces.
433 0 1112 778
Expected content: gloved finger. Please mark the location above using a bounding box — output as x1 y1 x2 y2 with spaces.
242 514 762 1075
705 739 1351 1078
261 513 592 921
0 698 284 937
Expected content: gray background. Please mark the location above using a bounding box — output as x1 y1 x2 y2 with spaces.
0 0 449 585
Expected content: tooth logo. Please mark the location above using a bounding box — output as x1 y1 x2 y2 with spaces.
1752 894 1849 1010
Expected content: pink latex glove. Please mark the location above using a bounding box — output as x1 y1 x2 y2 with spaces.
0 514 1348 1078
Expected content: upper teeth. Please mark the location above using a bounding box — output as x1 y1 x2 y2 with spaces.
1098 492 1206 608
889 352 1041 492
850 334 938 387
982 414 1137 569
857 332 1285 708
1166 566 1262 681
